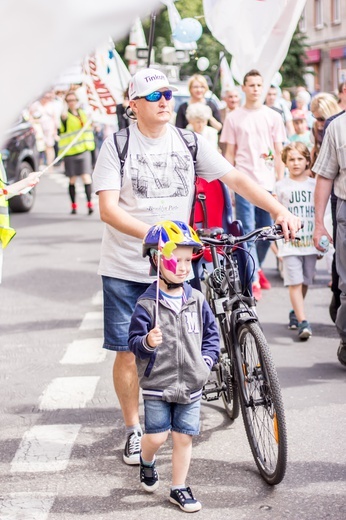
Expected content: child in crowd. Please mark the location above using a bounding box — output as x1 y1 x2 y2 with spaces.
128 220 220 512
289 109 312 150
276 142 319 340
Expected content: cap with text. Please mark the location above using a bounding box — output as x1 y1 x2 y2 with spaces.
129 68 178 100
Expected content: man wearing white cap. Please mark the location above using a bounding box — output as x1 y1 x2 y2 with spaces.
92 67 300 467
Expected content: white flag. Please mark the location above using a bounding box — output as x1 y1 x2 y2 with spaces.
0 0 160 141
219 53 235 93
203 0 307 96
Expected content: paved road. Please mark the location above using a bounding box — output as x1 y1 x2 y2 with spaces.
0 173 345 520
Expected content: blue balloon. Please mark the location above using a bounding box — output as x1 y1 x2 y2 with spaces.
173 18 203 43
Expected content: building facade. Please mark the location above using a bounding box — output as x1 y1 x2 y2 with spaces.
301 0 346 93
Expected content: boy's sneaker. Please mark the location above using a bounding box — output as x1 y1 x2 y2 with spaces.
140 458 159 492
123 431 141 465
288 310 299 330
337 340 346 367
169 487 202 513
258 269 271 290
298 320 312 341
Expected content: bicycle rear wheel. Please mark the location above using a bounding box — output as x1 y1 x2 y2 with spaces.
216 348 240 420
236 322 287 485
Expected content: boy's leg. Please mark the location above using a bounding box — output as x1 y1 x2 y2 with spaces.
171 431 193 485
288 283 306 322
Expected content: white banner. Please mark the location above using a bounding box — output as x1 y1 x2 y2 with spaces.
0 0 160 141
203 0 307 96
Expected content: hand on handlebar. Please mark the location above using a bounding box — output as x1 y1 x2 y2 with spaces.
274 210 302 242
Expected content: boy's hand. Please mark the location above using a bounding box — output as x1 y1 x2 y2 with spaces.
147 326 162 348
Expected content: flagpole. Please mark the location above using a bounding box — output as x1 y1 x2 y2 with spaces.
147 11 156 67
155 250 160 327
211 51 224 96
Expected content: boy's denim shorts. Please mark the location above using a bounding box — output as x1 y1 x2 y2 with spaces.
102 276 150 351
144 399 201 436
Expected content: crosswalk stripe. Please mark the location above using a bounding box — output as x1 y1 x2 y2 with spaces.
79 311 103 330
60 338 106 364
10 424 81 473
92 290 103 306
38 376 100 410
0 493 55 519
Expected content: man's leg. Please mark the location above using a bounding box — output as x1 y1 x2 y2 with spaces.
113 351 140 427
102 275 149 463
335 199 346 366
255 205 273 290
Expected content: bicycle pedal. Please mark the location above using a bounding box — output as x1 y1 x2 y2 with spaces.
202 380 221 401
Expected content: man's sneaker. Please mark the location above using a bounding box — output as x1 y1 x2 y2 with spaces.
337 340 346 367
140 458 159 492
298 320 312 341
252 282 262 301
123 431 141 465
169 487 202 513
258 269 271 290
288 310 299 330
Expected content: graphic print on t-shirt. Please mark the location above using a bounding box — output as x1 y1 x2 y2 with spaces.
130 151 191 198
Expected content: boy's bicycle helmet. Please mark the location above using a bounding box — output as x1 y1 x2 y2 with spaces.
143 220 202 258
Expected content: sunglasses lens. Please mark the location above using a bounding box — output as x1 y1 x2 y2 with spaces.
145 90 173 102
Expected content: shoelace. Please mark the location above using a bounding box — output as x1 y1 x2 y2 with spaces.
128 432 141 454
175 487 194 503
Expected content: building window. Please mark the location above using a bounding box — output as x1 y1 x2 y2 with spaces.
299 6 307 32
314 0 323 29
331 0 341 24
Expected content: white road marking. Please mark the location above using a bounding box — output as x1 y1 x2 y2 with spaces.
0 493 55 519
60 338 106 364
92 290 103 306
10 424 81 473
79 311 103 330
38 376 100 410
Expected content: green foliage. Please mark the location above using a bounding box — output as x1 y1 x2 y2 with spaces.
280 28 310 88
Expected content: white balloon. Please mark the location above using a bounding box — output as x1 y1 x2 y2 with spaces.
272 71 283 87
197 57 209 71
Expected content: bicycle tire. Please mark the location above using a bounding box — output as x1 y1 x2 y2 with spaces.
236 322 287 485
216 348 240 420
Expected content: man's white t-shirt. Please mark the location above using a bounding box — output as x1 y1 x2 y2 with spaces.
92 123 232 283
220 105 286 191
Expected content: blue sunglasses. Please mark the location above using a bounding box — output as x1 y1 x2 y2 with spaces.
137 90 173 102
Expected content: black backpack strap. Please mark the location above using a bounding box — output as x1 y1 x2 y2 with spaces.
113 127 130 185
175 127 198 226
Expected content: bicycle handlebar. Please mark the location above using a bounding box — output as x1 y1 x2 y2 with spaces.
196 224 298 247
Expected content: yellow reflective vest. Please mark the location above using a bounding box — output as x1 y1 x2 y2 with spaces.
0 155 16 248
58 109 95 157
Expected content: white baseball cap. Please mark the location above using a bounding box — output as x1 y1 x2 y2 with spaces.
128 68 178 100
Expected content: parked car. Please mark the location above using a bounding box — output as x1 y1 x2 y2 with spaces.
1 117 39 212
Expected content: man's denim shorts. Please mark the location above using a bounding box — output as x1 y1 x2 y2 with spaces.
102 276 150 351
144 399 201 436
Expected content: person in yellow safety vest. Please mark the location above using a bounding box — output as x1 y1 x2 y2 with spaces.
58 91 96 215
0 154 16 249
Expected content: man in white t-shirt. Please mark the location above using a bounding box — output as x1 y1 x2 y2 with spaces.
92 68 300 467
220 69 287 300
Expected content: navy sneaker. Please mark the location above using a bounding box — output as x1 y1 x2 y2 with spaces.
169 487 202 512
288 310 298 330
298 320 312 341
140 458 159 492
123 431 141 465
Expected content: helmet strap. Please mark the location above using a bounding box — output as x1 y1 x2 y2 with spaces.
159 273 184 290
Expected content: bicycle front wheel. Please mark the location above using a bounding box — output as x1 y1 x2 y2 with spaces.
236 322 287 485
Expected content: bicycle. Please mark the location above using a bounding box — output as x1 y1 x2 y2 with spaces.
199 223 288 485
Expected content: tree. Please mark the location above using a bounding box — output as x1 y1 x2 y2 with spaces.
280 28 310 88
